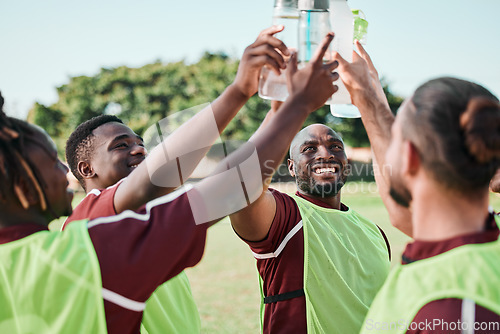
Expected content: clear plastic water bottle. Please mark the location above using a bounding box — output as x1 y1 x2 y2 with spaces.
297 0 334 103
297 0 331 63
258 0 299 102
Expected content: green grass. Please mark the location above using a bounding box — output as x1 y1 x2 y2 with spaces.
49 183 500 333
186 219 261 334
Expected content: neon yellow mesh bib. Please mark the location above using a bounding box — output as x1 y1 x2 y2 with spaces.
140 271 201 334
291 195 390 334
0 220 107 333
360 215 500 334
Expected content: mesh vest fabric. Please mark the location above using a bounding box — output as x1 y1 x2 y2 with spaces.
360 215 500 334
292 195 390 334
0 220 107 333
140 271 201 334
257 195 390 333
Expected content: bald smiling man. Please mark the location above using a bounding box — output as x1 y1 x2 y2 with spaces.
230 123 391 334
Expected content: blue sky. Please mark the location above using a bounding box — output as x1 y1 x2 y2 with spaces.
1 0 499 118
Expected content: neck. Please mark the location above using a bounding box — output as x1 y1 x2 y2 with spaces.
298 189 342 210
410 177 490 241
84 180 104 193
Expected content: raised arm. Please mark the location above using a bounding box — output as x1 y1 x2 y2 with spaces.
223 34 339 241
333 41 412 237
113 26 290 214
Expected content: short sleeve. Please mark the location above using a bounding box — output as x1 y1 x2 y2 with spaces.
246 188 302 254
63 184 120 229
88 187 208 302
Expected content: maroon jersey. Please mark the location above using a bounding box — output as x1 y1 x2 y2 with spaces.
62 182 121 229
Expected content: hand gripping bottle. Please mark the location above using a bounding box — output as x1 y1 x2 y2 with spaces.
258 0 299 102
329 0 360 118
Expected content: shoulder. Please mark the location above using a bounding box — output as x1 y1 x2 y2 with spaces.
268 188 300 224
269 188 295 206
64 184 121 229
246 188 302 252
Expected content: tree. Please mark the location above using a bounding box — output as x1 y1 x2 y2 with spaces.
29 53 405 159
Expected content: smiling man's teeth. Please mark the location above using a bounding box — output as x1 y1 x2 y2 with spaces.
314 167 336 174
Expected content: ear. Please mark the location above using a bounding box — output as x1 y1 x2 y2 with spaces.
402 141 421 177
78 161 95 179
288 159 295 177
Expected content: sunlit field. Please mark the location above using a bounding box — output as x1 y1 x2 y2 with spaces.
50 182 500 334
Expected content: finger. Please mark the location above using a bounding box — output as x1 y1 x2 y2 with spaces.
250 44 287 69
259 25 285 38
331 50 348 67
258 56 282 76
310 32 334 65
253 33 290 57
352 49 363 62
355 40 376 71
286 51 298 86
324 60 339 72
330 72 340 82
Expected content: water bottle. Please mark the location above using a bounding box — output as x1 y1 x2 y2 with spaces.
258 0 299 102
328 0 360 117
297 0 331 63
297 0 334 104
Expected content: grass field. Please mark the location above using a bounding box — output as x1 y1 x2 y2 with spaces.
50 182 500 333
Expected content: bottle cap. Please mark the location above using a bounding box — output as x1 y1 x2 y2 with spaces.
298 0 329 10
274 0 298 8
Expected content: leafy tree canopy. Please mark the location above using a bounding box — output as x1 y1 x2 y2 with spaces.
28 52 404 158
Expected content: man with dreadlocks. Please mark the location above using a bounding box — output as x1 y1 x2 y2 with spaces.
0 31 339 333
0 90 207 333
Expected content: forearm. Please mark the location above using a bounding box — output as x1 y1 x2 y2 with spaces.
251 96 310 187
114 86 250 213
211 83 250 133
355 93 394 166
250 100 283 141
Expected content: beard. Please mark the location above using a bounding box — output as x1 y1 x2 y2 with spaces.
388 171 412 208
295 166 348 198
389 187 411 208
